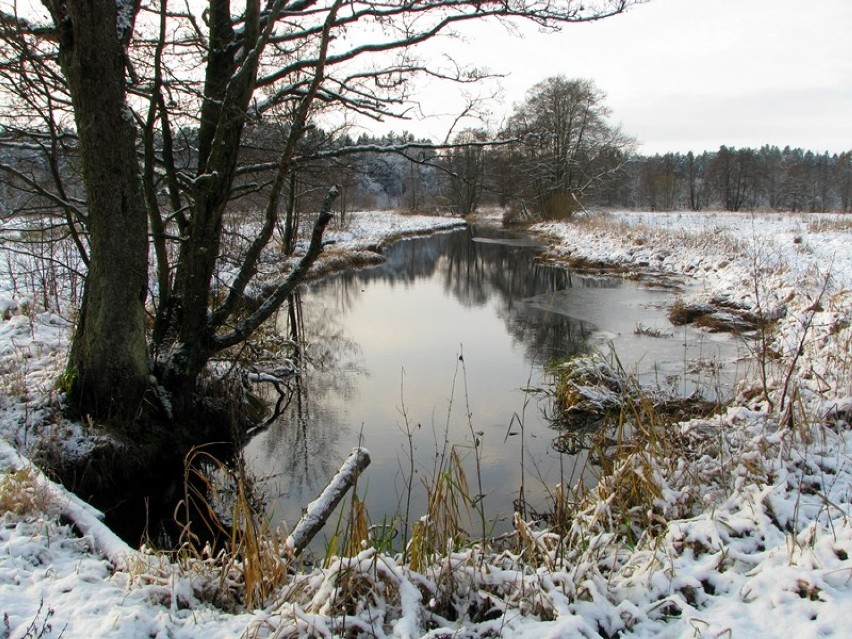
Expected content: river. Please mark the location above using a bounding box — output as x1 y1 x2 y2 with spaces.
244 224 745 551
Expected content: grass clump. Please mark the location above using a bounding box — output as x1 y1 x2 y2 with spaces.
806 216 852 233
668 299 714 326
407 448 474 573
162 447 290 611
546 353 714 543
0 467 51 518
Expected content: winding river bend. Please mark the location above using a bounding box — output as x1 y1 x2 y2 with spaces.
245 224 744 547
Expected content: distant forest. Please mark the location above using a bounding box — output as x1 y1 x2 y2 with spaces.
245 132 852 217
604 146 852 214
2 127 850 223
267 135 852 216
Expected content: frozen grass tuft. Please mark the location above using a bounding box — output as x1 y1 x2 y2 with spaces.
0 466 51 517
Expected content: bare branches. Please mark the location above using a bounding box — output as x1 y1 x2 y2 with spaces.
212 185 339 353
209 0 343 331
232 135 517 180
501 75 634 218
249 0 640 122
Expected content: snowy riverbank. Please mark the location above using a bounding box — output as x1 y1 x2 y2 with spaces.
2 209 851 638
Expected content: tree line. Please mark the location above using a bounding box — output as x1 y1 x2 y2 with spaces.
3 72 848 245
243 137 852 218
4 123 850 225
610 146 852 213
301 139 852 217
268 77 852 218
187 78 852 218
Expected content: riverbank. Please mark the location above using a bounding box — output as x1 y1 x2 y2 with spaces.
2 209 851 638
313 210 467 275
535 210 852 332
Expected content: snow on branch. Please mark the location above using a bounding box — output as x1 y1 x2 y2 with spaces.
286 447 371 556
0 438 143 570
212 185 340 351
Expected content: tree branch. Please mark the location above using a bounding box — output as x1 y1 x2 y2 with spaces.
210 0 343 330
211 184 339 352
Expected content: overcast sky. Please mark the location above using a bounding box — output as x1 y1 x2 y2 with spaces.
396 0 852 155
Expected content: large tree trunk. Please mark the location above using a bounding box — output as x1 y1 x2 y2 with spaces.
151 0 264 419
50 0 150 422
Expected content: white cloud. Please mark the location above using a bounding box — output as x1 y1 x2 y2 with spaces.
390 0 852 154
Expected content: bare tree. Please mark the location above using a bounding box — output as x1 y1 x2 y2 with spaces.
0 0 639 437
501 76 634 220
442 128 488 215
709 146 758 212
835 151 852 212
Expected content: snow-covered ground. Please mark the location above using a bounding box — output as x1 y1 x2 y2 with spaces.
1 208 850 638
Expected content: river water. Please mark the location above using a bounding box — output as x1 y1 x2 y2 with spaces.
244 224 745 549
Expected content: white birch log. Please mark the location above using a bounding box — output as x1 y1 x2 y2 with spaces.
0 439 144 571
285 446 371 555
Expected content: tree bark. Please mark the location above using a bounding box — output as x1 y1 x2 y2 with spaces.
49 0 150 422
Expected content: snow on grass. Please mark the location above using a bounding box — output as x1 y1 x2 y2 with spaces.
535 210 852 319
1 208 851 638
325 209 465 250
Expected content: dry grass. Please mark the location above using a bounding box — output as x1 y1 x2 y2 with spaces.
407 448 474 573
806 216 852 233
171 447 290 610
323 493 371 563
569 210 634 235
675 224 743 254
565 212 744 256
668 299 708 326
633 322 673 338
0 467 51 517
546 354 708 544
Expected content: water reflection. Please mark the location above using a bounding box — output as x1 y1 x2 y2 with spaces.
330 226 594 362
247 291 360 506
244 225 742 550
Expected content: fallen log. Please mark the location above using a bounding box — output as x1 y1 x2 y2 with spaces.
0 438 143 571
285 447 371 556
